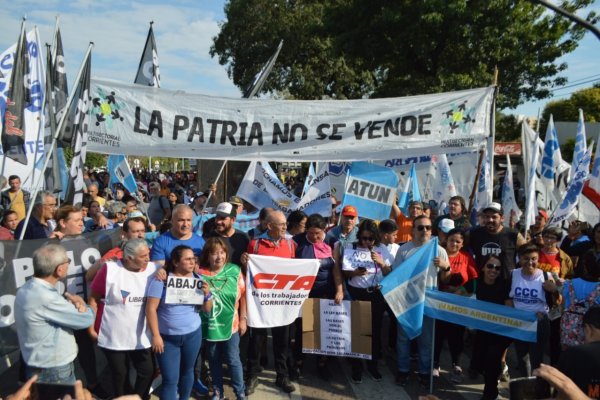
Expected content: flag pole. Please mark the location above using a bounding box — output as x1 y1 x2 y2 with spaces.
201 160 227 214
429 318 436 394
19 43 94 241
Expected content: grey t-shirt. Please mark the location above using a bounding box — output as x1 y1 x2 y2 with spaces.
393 240 448 289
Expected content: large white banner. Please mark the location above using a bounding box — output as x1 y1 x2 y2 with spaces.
246 254 320 328
87 78 494 161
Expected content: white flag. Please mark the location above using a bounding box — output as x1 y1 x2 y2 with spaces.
589 134 600 195
548 145 593 227
571 109 587 181
429 154 457 208
502 154 522 226
524 135 541 233
237 161 332 216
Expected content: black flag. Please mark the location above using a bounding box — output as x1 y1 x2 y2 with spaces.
134 22 160 87
1 21 30 164
62 45 92 206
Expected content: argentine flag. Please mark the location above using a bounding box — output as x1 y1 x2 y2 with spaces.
397 163 421 215
107 154 138 196
380 238 438 340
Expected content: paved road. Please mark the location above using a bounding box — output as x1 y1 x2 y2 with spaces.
1 322 518 399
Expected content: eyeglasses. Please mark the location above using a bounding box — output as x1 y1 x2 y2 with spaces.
485 263 501 271
44 203 57 208
57 258 71 267
416 225 432 232
359 236 375 242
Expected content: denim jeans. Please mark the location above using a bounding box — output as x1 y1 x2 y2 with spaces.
396 316 434 375
26 362 76 384
206 332 245 400
157 326 203 400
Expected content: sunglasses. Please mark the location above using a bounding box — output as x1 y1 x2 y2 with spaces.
416 225 432 232
359 236 375 242
485 264 501 271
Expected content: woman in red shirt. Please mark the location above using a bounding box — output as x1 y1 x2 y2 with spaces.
433 229 478 383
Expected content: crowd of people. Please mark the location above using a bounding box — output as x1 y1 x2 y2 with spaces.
2 168 600 400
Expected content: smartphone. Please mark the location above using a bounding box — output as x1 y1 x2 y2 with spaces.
357 266 367 272
31 382 76 400
509 376 551 399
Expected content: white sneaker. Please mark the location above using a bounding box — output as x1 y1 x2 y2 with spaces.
499 362 510 382
432 367 440 378
451 364 463 383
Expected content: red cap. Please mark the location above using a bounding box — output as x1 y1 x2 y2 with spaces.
342 205 358 217
538 209 549 220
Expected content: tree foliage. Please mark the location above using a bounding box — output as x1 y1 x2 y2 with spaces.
211 0 596 109
496 112 521 142
540 86 600 134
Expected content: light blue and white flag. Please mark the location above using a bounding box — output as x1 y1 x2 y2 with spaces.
429 154 457 212
397 163 421 216
571 109 587 182
588 134 600 196
342 162 398 221
541 115 562 191
107 154 138 196
237 161 332 216
424 290 538 342
502 154 522 226
302 162 316 197
474 146 492 211
380 238 438 340
548 145 593 227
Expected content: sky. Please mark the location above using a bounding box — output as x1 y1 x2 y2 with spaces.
0 0 598 120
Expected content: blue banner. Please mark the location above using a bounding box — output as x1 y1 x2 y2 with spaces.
342 162 398 221
380 238 438 339
424 289 538 342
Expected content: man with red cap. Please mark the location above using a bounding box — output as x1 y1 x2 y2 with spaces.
325 205 359 249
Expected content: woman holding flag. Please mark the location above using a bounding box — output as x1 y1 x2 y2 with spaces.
199 237 247 400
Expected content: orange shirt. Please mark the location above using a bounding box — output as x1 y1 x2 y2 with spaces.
395 213 413 244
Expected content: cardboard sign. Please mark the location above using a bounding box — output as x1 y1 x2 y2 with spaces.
302 298 372 359
165 276 205 304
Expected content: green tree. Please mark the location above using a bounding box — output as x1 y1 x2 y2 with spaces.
211 0 596 109
496 111 521 142
560 136 594 163
540 87 600 135
64 148 106 170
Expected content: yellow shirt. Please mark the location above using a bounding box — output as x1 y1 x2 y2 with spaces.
9 191 26 221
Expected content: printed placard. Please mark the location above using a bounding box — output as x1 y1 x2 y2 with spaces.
165 276 205 305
